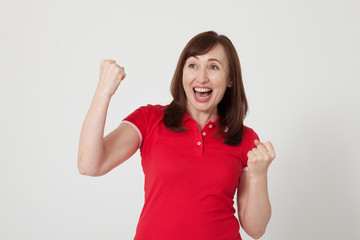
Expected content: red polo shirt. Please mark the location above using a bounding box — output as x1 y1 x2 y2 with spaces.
122 104 259 240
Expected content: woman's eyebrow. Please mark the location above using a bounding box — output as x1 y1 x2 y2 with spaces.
208 58 224 67
192 56 224 67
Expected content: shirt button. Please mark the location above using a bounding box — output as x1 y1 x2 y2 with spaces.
209 124 213 128
197 142 201 146
202 132 206 136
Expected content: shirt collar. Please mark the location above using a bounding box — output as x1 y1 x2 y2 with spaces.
183 112 192 122
183 112 220 127
209 114 220 127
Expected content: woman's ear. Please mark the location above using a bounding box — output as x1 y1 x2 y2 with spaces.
227 79 233 88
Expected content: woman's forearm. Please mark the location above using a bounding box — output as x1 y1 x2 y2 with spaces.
242 174 271 239
77 89 111 175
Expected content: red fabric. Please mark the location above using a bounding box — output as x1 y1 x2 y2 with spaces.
122 104 259 240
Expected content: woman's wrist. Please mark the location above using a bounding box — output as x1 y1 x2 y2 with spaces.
248 172 268 183
94 88 112 101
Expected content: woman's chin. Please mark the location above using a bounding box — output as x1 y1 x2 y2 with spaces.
187 100 216 114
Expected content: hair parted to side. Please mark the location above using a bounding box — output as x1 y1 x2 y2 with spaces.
163 31 249 146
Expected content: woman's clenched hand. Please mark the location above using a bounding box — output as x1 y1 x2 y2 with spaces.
247 140 276 178
96 59 126 98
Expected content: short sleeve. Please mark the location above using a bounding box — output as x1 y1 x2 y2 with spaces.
240 127 260 171
121 105 150 148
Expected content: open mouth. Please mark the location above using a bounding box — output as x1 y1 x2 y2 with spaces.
193 87 213 99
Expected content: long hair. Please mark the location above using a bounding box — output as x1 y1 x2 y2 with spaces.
163 31 249 146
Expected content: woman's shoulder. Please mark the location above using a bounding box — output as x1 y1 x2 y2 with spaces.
242 125 259 139
242 125 255 133
134 104 168 120
139 104 168 113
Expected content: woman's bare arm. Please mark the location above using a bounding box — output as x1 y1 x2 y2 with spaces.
77 90 110 176
77 60 138 176
237 140 276 239
237 171 271 239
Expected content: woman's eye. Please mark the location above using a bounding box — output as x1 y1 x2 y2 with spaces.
210 65 219 70
189 64 197 69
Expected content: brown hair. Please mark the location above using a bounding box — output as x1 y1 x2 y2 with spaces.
163 31 249 146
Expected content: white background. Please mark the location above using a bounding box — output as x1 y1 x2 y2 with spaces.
1 0 359 239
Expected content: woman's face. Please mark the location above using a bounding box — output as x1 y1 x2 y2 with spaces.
182 44 231 116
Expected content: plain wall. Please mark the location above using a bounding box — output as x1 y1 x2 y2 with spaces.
1 0 359 239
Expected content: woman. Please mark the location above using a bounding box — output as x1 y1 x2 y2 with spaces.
78 31 276 240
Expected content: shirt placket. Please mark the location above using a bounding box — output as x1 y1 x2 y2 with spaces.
194 127 203 159
194 122 216 160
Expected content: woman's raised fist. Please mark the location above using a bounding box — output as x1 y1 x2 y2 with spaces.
247 140 276 177
96 59 126 97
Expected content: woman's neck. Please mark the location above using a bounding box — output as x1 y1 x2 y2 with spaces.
186 107 218 131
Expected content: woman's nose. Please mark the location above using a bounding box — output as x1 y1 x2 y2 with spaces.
197 68 209 83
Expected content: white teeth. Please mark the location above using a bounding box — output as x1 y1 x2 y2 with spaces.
194 88 212 92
